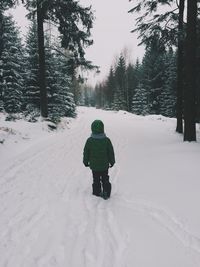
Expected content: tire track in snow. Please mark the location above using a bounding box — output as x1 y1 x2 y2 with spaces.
116 196 200 255
106 205 128 267
81 193 128 267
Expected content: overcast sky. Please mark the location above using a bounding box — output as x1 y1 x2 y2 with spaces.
12 0 145 86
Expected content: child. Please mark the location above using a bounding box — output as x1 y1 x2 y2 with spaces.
83 120 115 199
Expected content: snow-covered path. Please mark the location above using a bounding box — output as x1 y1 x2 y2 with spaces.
1 107 200 267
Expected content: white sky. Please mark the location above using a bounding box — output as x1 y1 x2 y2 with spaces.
12 0 145 86
81 0 145 85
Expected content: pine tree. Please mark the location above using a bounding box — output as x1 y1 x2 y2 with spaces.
126 63 136 112
0 0 17 58
95 83 106 108
128 0 186 132
0 14 24 116
141 35 166 114
24 21 76 122
113 55 127 110
160 49 177 117
129 0 177 47
22 0 94 118
47 49 76 122
132 83 149 115
105 67 115 108
24 19 40 119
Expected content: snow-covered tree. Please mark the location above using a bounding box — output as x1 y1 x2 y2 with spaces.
160 49 177 117
141 35 166 114
126 63 136 112
0 14 24 116
113 55 127 110
105 67 115 108
132 83 149 115
24 19 40 119
22 0 94 118
46 48 76 122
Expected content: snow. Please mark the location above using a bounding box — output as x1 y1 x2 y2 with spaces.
0 107 200 267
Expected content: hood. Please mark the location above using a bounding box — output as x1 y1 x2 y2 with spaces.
91 120 104 134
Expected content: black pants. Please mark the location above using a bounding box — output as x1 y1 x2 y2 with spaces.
92 170 111 197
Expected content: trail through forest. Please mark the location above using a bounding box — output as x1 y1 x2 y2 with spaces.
0 107 200 267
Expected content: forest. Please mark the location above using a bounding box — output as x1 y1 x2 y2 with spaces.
0 0 200 141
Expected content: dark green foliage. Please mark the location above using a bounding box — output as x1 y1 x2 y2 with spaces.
80 85 95 107
46 48 76 122
95 83 106 108
141 35 166 114
105 68 115 108
132 83 149 115
0 0 18 10
0 1 20 63
23 0 94 70
22 0 95 119
126 63 136 111
160 49 177 117
0 14 24 115
24 19 40 118
24 19 76 122
113 55 127 110
96 40 177 118
129 0 178 47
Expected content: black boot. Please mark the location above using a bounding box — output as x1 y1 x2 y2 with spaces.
92 183 101 197
102 182 111 199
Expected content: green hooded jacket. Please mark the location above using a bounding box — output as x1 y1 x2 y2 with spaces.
83 120 115 171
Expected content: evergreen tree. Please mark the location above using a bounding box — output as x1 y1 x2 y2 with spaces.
129 0 186 132
105 67 115 108
24 19 40 119
47 49 76 121
0 0 17 58
129 0 177 47
141 35 166 114
22 0 94 118
126 63 136 112
132 82 149 115
24 20 76 122
113 55 127 110
160 49 177 117
71 76 82 105
95 83 105 108
0 14 24 116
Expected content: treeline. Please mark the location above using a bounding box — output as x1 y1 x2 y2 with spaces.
130 0 200 142
94 40 176 118
0 0 94 123
89 0 199 142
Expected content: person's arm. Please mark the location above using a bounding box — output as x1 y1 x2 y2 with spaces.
83 139 90 167
107 138 115 167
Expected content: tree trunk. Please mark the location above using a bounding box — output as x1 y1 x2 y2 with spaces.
176 0 185 133
37 0 48 118
0 11 3 58
0 11 4 95
183 0 197 141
